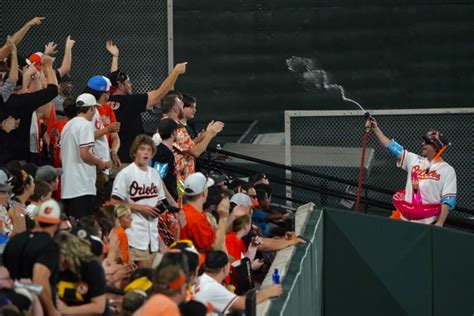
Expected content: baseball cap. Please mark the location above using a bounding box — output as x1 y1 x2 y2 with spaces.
230 193 252 207
28 52 44 71
157 118 179 139
183 172 214 196
76 93 98 107
107 70 130 87
35 199 62 224
86 75 111 92
0 169 13 192
205 250 229 270
35 165 62 182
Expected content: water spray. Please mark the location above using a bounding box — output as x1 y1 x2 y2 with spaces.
287 56 372 212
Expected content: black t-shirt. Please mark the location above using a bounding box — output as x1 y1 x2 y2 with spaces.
2 231 59 299
184 121 198 140
57 259 106 309
108 93 148 163
151 143 178 201
0 84 58 161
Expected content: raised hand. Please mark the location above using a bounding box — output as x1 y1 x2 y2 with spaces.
44 42 58 56
65 35 76 50
174 62 187 75
26 17 45 27
106 41 119 57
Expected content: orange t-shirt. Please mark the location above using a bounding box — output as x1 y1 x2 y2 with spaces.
49 118 67 168
49 117 67 200
45 103 57 138
225 231 247 263
134 293 180 316
115 226 129 263
180 203 216 253
96 103 117 143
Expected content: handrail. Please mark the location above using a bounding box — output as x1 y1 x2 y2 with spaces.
205 159 394 210
202 147 474 216
206 147 394 195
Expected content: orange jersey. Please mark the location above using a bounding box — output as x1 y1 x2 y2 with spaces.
96 103 117 143
49 118 68 168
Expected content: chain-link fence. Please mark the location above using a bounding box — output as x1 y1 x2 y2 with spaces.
0 0 169 133
285 109 474 219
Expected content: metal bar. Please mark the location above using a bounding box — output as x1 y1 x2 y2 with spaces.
237 120 259 143
285 108 474 117
206 147 394 195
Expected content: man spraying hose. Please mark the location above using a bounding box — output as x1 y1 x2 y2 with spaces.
368 117 457 226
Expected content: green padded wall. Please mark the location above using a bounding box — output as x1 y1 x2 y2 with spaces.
323 208 432 316
432 227 474 316
268 209 323 315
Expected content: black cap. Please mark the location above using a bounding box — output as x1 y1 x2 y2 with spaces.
107 70 129 87
205 250 229 270
158 118 179 139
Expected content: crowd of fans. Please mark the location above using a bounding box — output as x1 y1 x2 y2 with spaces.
0 17 305 315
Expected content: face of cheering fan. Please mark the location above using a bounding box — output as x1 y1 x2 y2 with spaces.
134 144 153 166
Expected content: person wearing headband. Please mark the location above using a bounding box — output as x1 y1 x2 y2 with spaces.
134 264 187 316
369 117 456 226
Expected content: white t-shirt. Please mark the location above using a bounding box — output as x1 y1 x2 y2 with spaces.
194 273 238 315
29 111 39 153
397 150 457 224
112 163 165 252
92 109 111 175
60 116 97 199
24 204 37 219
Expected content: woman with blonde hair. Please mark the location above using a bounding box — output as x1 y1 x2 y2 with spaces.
55 233 108 315
104 205 136 289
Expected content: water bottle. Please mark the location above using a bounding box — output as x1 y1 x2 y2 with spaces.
272 268 280 284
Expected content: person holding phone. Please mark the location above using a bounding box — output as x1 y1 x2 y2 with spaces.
111 134 166 268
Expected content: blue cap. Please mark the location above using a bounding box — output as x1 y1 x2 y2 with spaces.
86 75 111 92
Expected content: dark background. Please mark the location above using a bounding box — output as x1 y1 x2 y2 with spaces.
174 0 474 132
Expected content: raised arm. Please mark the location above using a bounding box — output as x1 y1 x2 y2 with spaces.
369 116 405 160
57 36 76 78
106 41 120 73
369 117 391 148
6 36 18 84
146 62 187 109
0 17 45 59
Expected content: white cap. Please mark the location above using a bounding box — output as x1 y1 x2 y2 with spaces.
183 172 214 196
230 193 252 207
35 199 61 224
76 93 98 107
